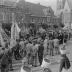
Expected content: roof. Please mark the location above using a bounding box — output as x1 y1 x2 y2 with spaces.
62 0 66 9
67 0 72 9
16 0 48 16
62 0 72 10
26 2 47 16
56 0 72 16
0 0 53 17
3 0 17 7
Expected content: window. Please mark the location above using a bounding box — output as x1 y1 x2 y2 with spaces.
0 12 4 21
31 18 33 22
31 18 35 23
47 17 51 22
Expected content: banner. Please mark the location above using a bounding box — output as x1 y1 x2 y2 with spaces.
11 21 21 40
11 22 15 40
0 27 5 47
10 21 21 48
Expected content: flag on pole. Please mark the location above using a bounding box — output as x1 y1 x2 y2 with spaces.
11 21 21 40
0 27 5 48
11 21 15 40
15 21 21 39
10 20 21 48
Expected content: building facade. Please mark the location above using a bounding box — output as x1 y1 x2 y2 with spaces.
0 0 61 31
57 0 72 29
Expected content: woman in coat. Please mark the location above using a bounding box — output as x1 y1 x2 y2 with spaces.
59 45 71 72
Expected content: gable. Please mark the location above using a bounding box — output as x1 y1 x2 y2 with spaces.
16 1 47 16
43 7 54 16
63 0 70 13
68 0 72 10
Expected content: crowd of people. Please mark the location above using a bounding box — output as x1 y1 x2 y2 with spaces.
0 29 71 72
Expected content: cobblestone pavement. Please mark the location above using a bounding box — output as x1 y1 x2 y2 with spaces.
1 40 72 72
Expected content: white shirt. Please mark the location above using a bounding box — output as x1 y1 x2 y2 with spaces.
44 39 48 48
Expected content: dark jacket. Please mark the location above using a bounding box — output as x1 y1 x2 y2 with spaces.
59 54 70 72
38 44 44 56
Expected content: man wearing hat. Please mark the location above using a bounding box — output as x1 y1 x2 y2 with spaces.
59 44 71 72
38 40 44 65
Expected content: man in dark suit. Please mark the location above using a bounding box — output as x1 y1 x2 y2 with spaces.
58 32 64 44
38 41 44 65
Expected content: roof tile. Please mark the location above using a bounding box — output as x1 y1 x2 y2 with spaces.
16 1 48 16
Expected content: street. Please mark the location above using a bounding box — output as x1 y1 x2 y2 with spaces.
0 0 72 72
7 39 72 72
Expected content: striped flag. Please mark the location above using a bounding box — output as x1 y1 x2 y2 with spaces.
0 27 5 47
11 21 20 40
10 21 20 48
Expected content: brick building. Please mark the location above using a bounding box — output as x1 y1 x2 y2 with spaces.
17 0 61 29
0 0 61 31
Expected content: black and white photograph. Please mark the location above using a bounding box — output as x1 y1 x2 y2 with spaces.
0 0 72 72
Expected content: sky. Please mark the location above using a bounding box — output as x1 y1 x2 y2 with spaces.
26 0 57 11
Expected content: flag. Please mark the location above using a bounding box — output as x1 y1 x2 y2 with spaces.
15 22 21 33
0 27 5 47
11 21 21 40
10 21 21 48
11 22 15 40
15 22 21 40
